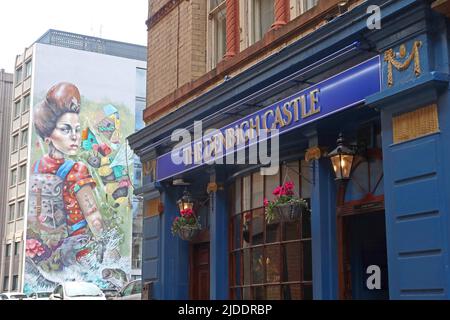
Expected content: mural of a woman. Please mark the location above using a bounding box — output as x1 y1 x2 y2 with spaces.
33 83 104 236
32 82 106 238
26 83 110 284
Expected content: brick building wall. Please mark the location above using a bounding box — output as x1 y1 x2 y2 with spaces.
145 0 365 125
147 0 207 106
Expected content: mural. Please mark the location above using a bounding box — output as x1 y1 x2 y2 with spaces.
24 82 135 294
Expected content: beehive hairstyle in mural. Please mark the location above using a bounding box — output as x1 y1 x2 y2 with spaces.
34 82 81 139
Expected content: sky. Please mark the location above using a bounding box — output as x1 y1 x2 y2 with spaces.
0 0 148 73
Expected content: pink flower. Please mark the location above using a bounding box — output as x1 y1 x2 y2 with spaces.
273 186 283 196
284 181 294 191
263 198 269 207
180 208 194 218
26 239 45 259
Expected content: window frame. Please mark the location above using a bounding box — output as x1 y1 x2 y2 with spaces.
250 0 275 45
5 244 11 257
13 100 21 119
11 134 19 152
15 67 22 85
207 0 227 71
9 203 15 222
18 201 25 219
12 276 18 291
20 128 28 148
22 95 30 114
10 168 17 187
14 242 20 256
3 277 9 292
229 160 313 300
24 60 32 78
19 164 27 183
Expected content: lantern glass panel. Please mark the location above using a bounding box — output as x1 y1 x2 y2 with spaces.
331 155 343 179
340 154 354 179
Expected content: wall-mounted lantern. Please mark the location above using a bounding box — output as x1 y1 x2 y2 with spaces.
177 188 194 212
328 133 355 181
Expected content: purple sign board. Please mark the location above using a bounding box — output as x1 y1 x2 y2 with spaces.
156 56 381 181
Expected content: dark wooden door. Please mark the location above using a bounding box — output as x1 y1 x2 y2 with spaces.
191 242 210 300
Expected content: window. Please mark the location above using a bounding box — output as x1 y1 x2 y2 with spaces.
230 161 312 300
15 67 22 84
3 277 9 292
19 164 26 183
10 168 17 186
252 0 274 43
25 60 32 78
136 68 146 99
21 128 28 147
13 100 21 119
135 98 146 132
12 276 18 291
14 242 20 256
208 0 227 69
11 134 19 152
291 0 318 19
9 204 15 222
5 244 11 257
18 201 24 218
22 95 30 113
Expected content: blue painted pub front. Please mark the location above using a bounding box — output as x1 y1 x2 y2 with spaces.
129 0 450 300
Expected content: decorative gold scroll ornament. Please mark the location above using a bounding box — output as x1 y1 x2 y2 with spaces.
305 147 328 162
384 41 422 87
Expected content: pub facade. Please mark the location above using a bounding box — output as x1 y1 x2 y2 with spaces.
129 0 450 299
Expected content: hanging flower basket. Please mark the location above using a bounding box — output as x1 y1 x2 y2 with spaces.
275 202 307 221
265 181 310 223
171 208 201 241
177 225 201 241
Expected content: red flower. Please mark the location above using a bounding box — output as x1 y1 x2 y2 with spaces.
273 186 283 196
180 208 194 218
284 181 294 191
263 198 269 207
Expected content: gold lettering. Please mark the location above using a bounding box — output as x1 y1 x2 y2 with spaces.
293 96 304 121
310 88 321 115
282 102 293 126
301 93 311 119
263 110 274 130
225 128 235 150
239 121 249 144
272 106 286 129
249 116 260 139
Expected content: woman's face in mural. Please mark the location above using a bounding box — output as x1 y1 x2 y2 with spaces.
49 113 81 156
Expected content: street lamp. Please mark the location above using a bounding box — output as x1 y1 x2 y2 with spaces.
328 133 355 181
177 188 194 211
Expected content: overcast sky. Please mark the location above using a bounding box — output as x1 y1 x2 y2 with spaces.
0 0 148 73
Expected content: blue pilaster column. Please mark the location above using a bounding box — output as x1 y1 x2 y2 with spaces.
160 184 190 300
365 8 450 299
209 169 229 300
308 133 338 300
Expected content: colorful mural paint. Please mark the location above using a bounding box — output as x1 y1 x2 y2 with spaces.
24 81 135 294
